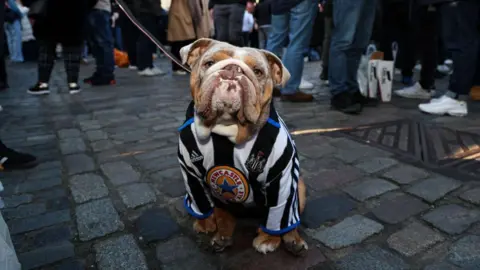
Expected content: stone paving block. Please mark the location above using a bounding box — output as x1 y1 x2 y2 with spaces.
303 165 365 192
3 203 46 220
387 222 445 257
459 188 480 205
32 225 73 248
422 204 480 235
382 164 430 184
135 208 179 243
313 215 383 249
79 120 101 131
424 262 460 270
58 128 81 139
18 241 75 270
65 154 95 175
4 177 62 195
302 194 356 228
59 138 86 155
27 168 62 181
335 246 410 270
354 157 398 174
118 183 156 208
157 177 185 197
343 178 398 202
86 130 108 141
95 234 148 270
372 194 430 224
446 235 480 268
156 237 209 265
407 176 461 203
34 187 67 201
69 173 109 203
333 141 393 164
76 198 124 241
8 210 71 234
101 161 140 186
90 140 115 152
3 194 33 208
57 259 86 270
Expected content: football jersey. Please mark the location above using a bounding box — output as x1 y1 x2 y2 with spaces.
178 101 301 235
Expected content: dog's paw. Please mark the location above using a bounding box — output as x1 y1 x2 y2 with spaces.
193 216 217 234
210 233 233 253
252 230 281 254
282 229 308 257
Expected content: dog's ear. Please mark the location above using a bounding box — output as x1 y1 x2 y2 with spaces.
261 50 290 87
180 38 216 67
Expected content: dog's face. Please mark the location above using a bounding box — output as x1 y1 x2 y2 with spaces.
180 39 290 141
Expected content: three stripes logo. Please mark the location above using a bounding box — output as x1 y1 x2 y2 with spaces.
190 150 204 163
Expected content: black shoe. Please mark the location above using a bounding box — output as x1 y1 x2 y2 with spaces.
83 75 116 86
68 83 81 94
27 83 50 95
353 91 379 107
0 147 38 171
320 67 328 81
331 91 363 114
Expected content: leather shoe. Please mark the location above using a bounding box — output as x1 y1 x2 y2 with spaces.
331 91 363 114
281 91 314 102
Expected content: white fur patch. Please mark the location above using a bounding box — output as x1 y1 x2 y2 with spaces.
253 240 280 254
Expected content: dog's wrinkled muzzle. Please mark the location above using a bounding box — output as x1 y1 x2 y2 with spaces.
196 63 259 125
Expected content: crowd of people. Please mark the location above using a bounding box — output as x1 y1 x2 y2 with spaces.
0 0 479 171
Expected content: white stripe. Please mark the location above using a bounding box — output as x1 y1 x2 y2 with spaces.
179 136 202 178
234 132 258 177
258 125 289 183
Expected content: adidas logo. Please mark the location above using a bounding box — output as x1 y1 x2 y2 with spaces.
190 150 204 163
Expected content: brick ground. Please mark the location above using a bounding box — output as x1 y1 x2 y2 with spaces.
0 57 479 270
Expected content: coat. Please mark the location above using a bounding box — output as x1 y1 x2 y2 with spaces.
167 0 213 42
32 0 97 46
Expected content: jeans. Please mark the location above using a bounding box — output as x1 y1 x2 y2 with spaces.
266 0 318 95
113 26 123 51
214 4 245 46
258 25 271 49
329 0 377 96
321 17 332 70
4 20 23 62
87 9 115 79
439 0 480 96
137 13 158 71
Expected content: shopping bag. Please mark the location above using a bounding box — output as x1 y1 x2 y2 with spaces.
376 60 394 102
114 49 129 68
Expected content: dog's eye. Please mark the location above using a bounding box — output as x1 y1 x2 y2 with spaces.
253 68 263 77
204 60 215 68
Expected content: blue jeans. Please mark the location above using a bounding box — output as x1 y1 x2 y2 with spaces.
329 0 377 96
439 0 480 95
266 0 318 95
4 20 23 62
87 10 115 78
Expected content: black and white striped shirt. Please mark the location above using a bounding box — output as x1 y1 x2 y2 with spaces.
178 101 300 235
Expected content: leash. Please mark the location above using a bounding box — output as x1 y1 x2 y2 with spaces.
114 0 192 73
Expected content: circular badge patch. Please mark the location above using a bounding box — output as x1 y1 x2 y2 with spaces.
206 166 249 203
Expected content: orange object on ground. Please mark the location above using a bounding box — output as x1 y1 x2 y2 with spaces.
471 86 480 101
114 49 129 68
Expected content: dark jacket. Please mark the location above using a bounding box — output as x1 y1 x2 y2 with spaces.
32 0 97 46
208 0 247 9
271 0 304 15
133 0 163 16
254 0 271 26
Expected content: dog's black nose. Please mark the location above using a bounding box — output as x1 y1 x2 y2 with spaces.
223 64 244 78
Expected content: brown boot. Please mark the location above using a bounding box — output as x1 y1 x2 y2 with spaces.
281 91 314 102
273 88 281 97
470 86 480 101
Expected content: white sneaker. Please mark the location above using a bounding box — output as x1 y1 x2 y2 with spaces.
0 105 3 112
394 82 434 100
444 59 453 66
129 65 138 70
173 70 188 76
418 95 468 117
138 68 156 77
150 67 166 76
414 63 422 71
299 79 314 90
437 64 452 75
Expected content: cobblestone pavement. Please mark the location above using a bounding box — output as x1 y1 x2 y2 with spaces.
1 58 480 270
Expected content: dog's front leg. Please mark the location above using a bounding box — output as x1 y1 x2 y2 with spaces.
210 207 236 252
253 228 282 254
282 229 308 256
193 214 217 234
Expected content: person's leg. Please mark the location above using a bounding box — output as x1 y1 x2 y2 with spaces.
419 0 480 116
171 39 193 72
122 18 139 67
281 0 317 96
86 9 115 82
0 6 7 89
11 20 23 62
137 14 157 72
320 16 332 80
0 139 37 170
418 6 438 90
214 5 230 43
266 13 289 57
28 40 54 94
4 23 14 61
228 4 246 46
63 45 82 83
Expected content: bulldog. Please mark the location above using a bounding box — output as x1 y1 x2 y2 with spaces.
177 38 307 255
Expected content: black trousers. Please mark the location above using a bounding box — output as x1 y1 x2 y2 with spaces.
121 15 139 66
0 5 7 84
38 41 82 83
170 39 195 71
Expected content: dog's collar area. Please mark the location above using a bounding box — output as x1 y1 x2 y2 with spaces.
178 117 280 132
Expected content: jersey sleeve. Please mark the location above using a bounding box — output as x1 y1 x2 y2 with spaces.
260 139 300 235
178 136 213 219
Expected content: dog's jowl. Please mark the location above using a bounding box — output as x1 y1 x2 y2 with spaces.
177 38 308 256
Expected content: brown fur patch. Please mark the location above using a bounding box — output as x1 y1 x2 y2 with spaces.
213 207 236 238
282 228 308 256
242 55 258 69
235 124 251 144
211 51 233 63
185 39 213 67
298 177 306 214
193 214 217 234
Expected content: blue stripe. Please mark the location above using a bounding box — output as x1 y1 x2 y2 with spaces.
267 118 280 128
183 195 213 219
178 117 194 131
260 221 300 236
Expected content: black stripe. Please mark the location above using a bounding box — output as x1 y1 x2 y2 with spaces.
247 112 281 207
185 101 195 120
280 155 297 229
179 156 212 213
180 126 206 177
211 133 235 166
